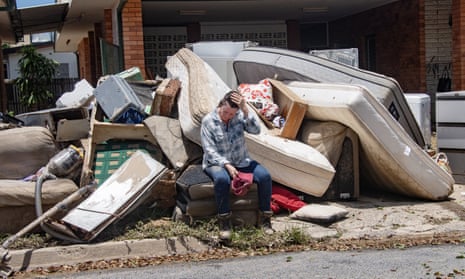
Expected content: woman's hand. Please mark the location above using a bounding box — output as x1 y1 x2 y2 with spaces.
231 91 248 117
225 163 238 178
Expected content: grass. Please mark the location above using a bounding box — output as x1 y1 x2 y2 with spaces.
0 203 312 252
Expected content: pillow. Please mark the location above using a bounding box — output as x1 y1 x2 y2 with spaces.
290 204 349 223
238 79 279 120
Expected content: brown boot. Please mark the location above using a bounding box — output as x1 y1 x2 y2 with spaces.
217 212 232 241
258 211 274 235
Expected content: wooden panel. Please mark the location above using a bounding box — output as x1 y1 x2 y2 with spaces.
269 79 307 140
279 101 306 139
80 104 158 186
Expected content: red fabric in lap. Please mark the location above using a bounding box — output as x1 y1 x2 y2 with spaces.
231 172 254 196
271 184 306 212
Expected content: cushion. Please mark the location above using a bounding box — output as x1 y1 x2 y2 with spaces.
0 178 78 207
238 79 279 121
299 120 347 166
290 204 349 223
176 164 257 200
0 127 58 179
178 191 259 217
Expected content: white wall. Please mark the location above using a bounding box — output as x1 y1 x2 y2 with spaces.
7 46 79 79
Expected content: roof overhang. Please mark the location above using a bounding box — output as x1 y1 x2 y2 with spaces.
0 0 16 42
55 0 121 53
54 0 400 52
4 2 69 43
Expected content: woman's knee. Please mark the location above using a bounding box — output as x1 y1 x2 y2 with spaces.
206 166 230 187
254 165 271 181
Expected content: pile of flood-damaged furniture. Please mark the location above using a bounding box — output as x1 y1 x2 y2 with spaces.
0 64 356 238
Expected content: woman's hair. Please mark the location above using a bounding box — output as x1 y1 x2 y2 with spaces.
218 90 240 108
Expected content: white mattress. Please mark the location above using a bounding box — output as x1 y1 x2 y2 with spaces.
166 48 335 197
233 47 425 147
285 81 453 200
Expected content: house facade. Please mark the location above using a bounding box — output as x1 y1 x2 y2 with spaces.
54 1 459 93
1 0 463 120
3 34 79 80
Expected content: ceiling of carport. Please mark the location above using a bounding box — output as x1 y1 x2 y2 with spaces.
141 0 399 26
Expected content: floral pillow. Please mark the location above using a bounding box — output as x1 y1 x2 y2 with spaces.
238 79 279 121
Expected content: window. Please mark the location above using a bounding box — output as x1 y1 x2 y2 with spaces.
366 35 376 71
31 32 54 43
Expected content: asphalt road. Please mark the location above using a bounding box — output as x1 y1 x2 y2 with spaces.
50 243 465 279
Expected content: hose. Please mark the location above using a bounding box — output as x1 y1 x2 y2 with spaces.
34 171 88 244
1 182 96 278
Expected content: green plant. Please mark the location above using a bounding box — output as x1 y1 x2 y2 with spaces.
15 45 58 108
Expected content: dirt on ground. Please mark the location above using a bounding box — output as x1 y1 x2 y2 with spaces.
272 183 465 250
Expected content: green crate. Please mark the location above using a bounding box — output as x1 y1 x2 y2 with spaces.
93 140 164 185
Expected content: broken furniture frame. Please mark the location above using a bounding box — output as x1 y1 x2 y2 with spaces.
80 103 158 187
253 79 307 140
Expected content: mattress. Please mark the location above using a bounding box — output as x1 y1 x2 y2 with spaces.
165 48 335 197
233 47 425 148
283 80 453 200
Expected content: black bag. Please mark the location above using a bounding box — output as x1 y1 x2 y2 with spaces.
437 67 452 92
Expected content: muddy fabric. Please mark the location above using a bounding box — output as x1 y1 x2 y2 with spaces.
299 120 347 166
0 127 58 179
0 178 78 207
271 184 306 213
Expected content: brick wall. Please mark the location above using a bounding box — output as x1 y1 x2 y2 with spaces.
425 0 452 94
104 9 113 44
77 37 92 84
121 0 146 79
452 0 465 90
330 0 424 93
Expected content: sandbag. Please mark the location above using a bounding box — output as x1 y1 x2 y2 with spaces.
0 127 58 179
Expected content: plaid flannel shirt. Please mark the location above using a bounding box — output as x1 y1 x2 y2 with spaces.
201 108 260 169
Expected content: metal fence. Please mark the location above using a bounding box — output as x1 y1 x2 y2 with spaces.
5 78 80 114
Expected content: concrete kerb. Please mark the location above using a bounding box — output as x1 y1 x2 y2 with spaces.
8 237 208 272
7 183 465 273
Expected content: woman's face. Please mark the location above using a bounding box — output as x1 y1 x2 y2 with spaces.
218 102 238 124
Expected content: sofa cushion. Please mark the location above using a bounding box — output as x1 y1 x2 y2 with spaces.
0 127 58 179
0 178 78 207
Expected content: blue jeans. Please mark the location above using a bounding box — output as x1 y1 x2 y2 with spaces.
204 160 272 215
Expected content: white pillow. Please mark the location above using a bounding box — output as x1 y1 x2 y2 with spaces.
290 204 349 223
